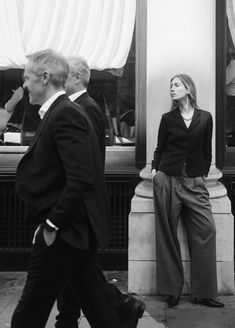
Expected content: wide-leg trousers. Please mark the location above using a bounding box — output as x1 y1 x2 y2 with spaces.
11 225 123 328
153 169 218 298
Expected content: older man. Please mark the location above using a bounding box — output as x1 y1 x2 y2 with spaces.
11 49 122 328
54 56 145 328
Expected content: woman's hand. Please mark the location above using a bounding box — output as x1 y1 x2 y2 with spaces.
151 169 157 180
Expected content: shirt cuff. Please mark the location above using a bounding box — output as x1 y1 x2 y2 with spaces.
46 219 59 231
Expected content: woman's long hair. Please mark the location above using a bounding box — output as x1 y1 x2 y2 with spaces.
170 74 199 111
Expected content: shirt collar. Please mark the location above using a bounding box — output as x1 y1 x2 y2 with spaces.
39 90 66 119
69 89 87 102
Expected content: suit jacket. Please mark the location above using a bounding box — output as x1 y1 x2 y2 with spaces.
74 92 106 165
151 107 213 177
16 94 111 250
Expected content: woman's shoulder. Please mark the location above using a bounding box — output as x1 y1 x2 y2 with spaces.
196 108 212 118
162 109 176 117
161 108 179 121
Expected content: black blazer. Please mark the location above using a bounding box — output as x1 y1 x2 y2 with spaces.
151 107 213 177
74 92 106 165
16 94 111 250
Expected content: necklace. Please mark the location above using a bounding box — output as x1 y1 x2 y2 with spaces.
180 109 194 121
182 116 193 121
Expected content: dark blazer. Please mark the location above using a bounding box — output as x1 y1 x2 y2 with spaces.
16 94 111 250
151 107 213 177
74 92 106 165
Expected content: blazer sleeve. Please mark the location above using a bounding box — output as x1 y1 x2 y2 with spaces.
47 104 95 229
203 112 213 176
151 114 168 171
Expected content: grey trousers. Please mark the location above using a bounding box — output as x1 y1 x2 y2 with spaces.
153 169 218 298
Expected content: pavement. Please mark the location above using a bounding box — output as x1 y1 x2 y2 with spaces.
0 271 235 328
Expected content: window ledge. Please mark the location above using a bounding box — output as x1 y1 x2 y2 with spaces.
0 145 139 176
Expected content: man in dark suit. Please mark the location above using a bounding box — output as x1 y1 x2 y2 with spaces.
66 56 106 164
11 49 123 328
54 56 145 328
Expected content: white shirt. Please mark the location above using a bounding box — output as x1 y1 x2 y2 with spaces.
38 90 66 230
69 89 87 102
38 90 66 119
183 118 192 128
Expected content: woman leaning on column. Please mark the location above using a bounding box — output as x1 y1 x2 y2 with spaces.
151 73 224 308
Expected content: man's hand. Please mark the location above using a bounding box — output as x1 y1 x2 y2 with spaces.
43 228 57 246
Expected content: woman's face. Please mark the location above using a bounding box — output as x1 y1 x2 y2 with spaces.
170 77 188 102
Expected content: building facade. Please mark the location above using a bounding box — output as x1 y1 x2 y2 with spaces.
129 0 234 295
0 0 234 296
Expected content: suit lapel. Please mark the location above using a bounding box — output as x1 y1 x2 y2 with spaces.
25 94 69 155
188 108 200 130
173 108 187 130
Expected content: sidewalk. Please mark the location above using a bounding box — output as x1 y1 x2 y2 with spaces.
1 271 235 327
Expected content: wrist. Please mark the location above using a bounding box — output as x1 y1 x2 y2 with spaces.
44 222 56 232
44 219 59 232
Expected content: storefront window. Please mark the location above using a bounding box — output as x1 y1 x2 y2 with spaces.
89 34 135 147
0 69 40 146
0 35 135 148
216 0 235 169
226 7 235 147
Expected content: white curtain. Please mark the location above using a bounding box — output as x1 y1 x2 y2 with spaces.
0 0 136 70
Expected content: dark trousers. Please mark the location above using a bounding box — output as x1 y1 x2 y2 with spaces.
153 169 218 298
56 265 131 328
11 226 123 328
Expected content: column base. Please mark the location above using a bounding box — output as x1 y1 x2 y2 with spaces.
128 194 234 295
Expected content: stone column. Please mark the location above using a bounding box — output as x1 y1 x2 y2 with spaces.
128 0 234 295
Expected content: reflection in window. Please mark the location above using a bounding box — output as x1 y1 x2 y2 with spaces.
0 69 40 146
0 36 135 148
89 34 135 147
226 1 235 147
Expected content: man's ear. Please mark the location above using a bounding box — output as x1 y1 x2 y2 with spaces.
42 71 50 85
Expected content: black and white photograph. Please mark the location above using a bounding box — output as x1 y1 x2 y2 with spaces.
0 1 234 327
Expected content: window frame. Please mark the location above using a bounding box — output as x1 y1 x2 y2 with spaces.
135 0 147 169
214 0 235 173
0 0 147 175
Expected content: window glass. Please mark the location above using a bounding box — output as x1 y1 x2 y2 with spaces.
0 36 135 148
85 33 135 147
0 69 41 146
226 10 235 148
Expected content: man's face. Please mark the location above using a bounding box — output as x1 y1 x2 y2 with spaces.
65 72 77 96
23 63 45 105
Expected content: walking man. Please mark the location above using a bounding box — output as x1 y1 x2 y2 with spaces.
11 49 123 328
54 56 145 328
